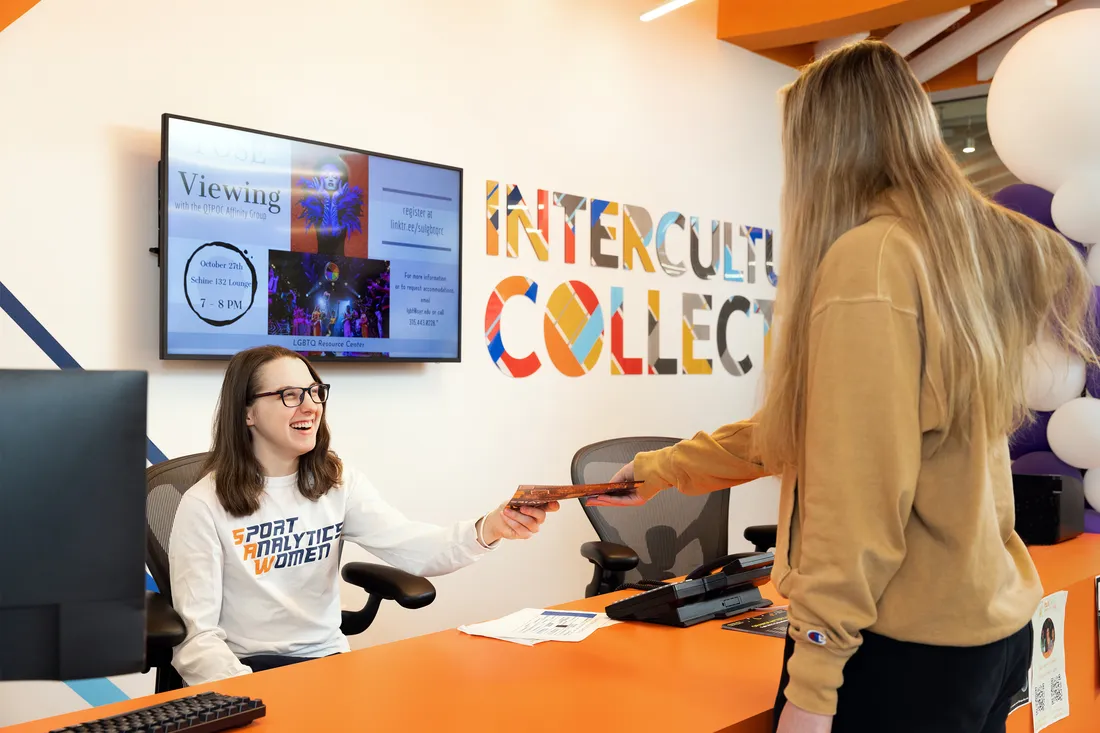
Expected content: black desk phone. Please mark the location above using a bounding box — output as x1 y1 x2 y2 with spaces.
604 552 774 627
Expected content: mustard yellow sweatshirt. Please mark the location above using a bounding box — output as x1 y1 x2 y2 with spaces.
633 201 1042 716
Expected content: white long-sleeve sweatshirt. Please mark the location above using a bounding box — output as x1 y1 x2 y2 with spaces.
168 465 495 686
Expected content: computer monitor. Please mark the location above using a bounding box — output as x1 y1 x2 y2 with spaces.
0 369 148 681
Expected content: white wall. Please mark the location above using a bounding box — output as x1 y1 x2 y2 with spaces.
0 0 792 724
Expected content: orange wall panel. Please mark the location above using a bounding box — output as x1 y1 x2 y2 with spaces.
0 0 40 34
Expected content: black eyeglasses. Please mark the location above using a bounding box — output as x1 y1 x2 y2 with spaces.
250 383 330 408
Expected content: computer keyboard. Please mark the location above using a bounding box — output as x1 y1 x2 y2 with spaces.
49 691 266 733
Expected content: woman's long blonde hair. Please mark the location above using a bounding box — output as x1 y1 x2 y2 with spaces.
756 40 1095 470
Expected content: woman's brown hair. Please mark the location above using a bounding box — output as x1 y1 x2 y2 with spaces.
203 345 343 517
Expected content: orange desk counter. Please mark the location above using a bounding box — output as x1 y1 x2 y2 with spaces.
11 535 1100 733
1006 536 1100 733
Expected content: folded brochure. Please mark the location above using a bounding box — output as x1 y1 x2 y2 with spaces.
722 607 789 639
506 481 642 508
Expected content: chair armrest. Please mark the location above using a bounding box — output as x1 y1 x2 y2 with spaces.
744 524 778 552
580 541 639 572
146 591 187 649
341 562 436 609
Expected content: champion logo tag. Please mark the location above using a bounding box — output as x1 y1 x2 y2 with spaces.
807 630 827 645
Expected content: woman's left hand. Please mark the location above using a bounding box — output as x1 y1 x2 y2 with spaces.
480 501 560 544
776 702 833 733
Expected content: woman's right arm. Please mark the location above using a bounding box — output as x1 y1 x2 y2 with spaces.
168 496 251 686
632 415 771 499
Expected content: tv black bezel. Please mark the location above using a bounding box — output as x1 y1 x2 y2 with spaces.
158 113 464 364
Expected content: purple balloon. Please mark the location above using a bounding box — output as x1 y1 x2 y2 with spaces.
992 184 1057 228
1085 509 1100 534
1009 411 1052 459
991 183 1087 257
1011 451 1082 479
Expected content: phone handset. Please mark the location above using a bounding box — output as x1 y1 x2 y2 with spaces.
684 551 775 580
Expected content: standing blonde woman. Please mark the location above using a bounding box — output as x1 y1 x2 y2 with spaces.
589 41 1095 733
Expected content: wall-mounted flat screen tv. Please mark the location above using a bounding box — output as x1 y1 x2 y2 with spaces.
159 114 462 362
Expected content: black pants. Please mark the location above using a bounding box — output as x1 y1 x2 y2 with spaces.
239 653 337 673
772 624 1031 732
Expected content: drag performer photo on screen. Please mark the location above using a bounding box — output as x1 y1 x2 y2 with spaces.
294 156 365 256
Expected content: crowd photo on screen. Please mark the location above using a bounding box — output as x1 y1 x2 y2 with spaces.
267 251 390 358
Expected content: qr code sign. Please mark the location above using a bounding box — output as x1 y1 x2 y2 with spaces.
1035 682 1047 714
1051 674 1065 704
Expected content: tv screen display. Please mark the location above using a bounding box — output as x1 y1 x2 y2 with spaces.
159 114 462 362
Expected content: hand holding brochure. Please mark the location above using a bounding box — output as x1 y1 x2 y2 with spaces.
506 481 642 509
459 609 620 646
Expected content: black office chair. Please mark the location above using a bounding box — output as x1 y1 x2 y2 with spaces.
143 452 437 692
744 524 777 553
573 437 777 597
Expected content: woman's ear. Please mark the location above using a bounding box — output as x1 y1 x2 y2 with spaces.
245 406 255 427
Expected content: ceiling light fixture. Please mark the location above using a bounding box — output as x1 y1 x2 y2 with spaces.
640 0 697 22
962 117 976 154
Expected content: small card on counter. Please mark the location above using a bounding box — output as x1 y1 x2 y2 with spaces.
1031 591 1070 732
722 608 789 639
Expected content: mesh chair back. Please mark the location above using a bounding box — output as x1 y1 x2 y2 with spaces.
573 437 730 585
146 453 210 601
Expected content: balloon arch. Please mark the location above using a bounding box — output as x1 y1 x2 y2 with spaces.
984 10 1100 530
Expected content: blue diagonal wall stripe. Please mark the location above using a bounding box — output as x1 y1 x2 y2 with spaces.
0 280 170 705
1 282 168 465
63 678 132 709
1 281 81 369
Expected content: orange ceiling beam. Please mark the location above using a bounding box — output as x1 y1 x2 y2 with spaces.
718 0 974 50
755 43 816 68
0 0 39 34
923 54 979 91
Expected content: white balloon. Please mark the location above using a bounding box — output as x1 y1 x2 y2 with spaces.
1052 175 1100 245
1087 246 1100 287
1048 397 1100 469
1085 469 1100 511
1023 335 1087 411
987 10 1100 193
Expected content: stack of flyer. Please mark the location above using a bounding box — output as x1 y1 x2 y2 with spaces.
459 608 620 646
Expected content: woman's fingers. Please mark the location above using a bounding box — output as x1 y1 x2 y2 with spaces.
502 509 536 537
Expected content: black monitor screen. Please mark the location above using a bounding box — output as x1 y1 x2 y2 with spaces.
0 370 147 681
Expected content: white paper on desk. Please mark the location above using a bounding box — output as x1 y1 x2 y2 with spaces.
1031 590 1070 732
459 608 619 645
463 634 546 647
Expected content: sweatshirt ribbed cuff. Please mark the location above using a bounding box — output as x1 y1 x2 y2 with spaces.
783 639 849 716
633 447 677 499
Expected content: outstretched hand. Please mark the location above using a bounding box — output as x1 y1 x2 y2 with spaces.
480 501 560 544
583 460 649 507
